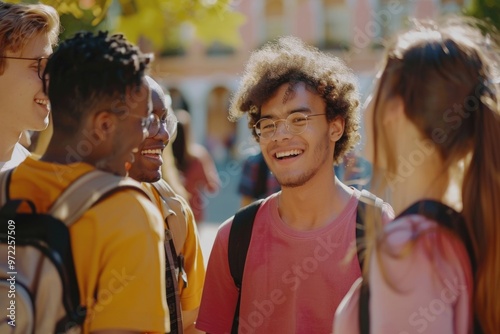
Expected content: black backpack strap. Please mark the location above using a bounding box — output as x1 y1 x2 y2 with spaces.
228 199 263 334
359 199 482 334
0 168 14 206
398 200 483 334
396 200 476 270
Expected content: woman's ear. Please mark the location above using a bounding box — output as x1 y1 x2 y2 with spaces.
330 116 345 142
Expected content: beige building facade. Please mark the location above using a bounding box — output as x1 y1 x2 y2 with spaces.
151 0 467 162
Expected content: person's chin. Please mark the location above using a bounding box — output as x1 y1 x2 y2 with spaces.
31 118 50 132
143 171 161 183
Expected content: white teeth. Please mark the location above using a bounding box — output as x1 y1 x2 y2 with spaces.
141 149 162 155
35 99 48 106
276 149 302 159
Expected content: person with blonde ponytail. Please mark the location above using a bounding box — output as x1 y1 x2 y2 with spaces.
334 17 500 334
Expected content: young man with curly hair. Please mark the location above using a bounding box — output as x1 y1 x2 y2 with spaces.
0 2 59 171
196 36 393 333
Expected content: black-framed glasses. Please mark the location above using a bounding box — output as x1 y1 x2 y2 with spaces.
254 113 326 139
146 112 178 138
0 56 49 80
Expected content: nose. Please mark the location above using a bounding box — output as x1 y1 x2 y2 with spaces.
273 119 291 140
153 122 170 144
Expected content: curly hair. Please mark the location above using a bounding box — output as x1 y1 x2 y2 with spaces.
45 31 152 132
229 36 360 163
0 2 60 72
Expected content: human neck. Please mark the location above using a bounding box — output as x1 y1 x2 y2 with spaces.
387 152 456 215
0 129 22 161
278 173 353 230
40 133 87 165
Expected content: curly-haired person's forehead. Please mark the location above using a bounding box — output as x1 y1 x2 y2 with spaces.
229 36 358 119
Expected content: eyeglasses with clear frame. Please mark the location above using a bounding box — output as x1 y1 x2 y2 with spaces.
146 112 178 138
254 112 326 139
124 113 156 140
0 56 49 80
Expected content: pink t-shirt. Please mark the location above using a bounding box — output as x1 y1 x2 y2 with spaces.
197 190 393 334
334 214 473 334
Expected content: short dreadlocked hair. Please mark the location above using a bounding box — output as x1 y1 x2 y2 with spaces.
229 36 360 163
45 31 152 133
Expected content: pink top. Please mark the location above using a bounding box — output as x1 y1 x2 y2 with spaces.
183 153 219 223
197 190 394 334
334 214 473 334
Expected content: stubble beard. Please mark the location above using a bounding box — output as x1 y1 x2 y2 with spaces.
275 137 331 188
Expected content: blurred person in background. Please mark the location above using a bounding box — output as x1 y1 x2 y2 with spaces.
237 150 281 207
172 109 220 223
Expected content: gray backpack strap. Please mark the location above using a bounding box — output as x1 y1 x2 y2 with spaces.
358 189 384 209
151 180 188 255
49 170 148 225
0 168 14 206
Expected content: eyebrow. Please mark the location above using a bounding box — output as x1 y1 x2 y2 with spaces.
260 107 313 119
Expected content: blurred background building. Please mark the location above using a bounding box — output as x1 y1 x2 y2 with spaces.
150 0 470 164
147 0 474 224
7 0 497 227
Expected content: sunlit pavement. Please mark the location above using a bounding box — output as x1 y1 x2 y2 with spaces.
196 159 243 265
198 222 220 266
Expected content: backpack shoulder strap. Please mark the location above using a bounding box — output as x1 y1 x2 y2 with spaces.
397 200 475 268
49 170 148 225
228 199 263 334
151 180 189 255
228 199 263 287
358 199 483 334
0 168 14 206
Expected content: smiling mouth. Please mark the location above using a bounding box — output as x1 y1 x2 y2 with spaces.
141 148 162 157
275 149 302 159
35 99 49 106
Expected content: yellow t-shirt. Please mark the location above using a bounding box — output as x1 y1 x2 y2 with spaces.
10 158 169 333
141 181 206 312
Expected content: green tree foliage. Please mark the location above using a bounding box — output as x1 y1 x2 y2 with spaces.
5 0 245 51
466 0 500 32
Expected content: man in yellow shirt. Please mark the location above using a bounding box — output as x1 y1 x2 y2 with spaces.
7 32 169 333
129 76 205 334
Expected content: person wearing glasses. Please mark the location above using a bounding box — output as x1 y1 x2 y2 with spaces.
0 2 59 171
5 31 171 333
196 36 394 333
129 76 206 334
